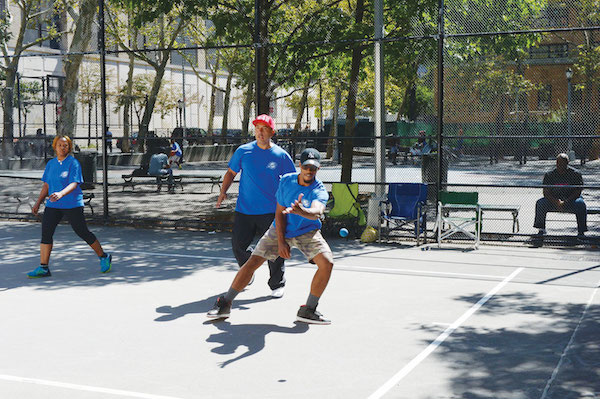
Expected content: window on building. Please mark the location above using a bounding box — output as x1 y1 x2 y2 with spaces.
215 90 224 116
538 84 552 110
529 44 569 59
171 31 198 67
46 75 64 104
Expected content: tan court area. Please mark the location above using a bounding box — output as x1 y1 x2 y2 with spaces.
0 221 599 399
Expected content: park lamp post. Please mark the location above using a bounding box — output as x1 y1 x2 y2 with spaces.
177 99 183 128
565 67 575 161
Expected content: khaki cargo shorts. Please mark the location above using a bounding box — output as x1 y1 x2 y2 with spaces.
253 225 333 264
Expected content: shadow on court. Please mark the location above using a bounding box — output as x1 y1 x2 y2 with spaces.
205 320 309 368
422 292 600 398
0 222 237 292
155 295 273 322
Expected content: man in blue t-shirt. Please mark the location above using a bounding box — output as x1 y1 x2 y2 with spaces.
148 151 174 193
209 148 335 324
216 114 296 297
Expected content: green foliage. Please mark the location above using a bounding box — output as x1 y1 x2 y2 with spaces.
15 80 43 113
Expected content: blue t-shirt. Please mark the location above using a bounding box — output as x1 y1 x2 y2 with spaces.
275 172 329 238
171 142 182 157
149 153 168 175
41 155 84 209
228 141 296 215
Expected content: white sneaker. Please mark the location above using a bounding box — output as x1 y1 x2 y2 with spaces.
271 287 285 298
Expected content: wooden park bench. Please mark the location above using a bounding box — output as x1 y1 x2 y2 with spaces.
121 173 184 192
83 192 95 215
121 173 221 193
1 191 94 215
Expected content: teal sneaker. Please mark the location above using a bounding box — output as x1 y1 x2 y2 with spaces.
28 266 51 278
100 253 112 273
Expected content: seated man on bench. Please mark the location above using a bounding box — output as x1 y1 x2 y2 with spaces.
534 153 587 240
148 150 174 193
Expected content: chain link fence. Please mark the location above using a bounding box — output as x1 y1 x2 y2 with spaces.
1 0 598 243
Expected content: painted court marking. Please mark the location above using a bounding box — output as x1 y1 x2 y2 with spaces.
0 237 13 241
367 267 524 399
0 374 184 399
540 278 600 399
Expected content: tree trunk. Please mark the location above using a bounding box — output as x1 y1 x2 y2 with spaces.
207 59 219 138
340 0 365 183
221 70 233 138
56 0 97 138
122 53 135 153
341 47 365 182
294 79 310 132
242 81 254 137
326 87 341 159
138 64 168 148
2 66 17 155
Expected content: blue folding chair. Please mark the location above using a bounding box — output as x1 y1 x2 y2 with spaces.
379 183 428 245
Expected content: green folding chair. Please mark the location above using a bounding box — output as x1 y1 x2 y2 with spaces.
437 191 481 249
324 183 366 238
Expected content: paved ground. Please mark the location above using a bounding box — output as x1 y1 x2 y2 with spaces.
1 221 599 398
2 155 599 237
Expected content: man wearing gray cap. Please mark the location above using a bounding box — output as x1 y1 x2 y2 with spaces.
208 148 334 324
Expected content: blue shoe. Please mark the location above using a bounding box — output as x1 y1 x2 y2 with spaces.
28 266 51 278
100 253 112 273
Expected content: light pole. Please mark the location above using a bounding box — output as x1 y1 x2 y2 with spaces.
566 67 575 161
177 99 183 128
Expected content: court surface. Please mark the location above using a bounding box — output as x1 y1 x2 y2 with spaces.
1 221 599 399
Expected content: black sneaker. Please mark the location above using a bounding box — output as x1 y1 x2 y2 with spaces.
207 296 231 319
296 305 331 325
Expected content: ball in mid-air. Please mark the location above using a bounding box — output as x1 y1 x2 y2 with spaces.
339 228 349 238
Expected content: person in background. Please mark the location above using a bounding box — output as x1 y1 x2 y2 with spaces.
27 135 112 278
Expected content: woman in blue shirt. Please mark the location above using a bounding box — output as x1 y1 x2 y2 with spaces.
27 136 112 278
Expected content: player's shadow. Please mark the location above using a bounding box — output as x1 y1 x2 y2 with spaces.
205 320 309 368
154 295 273 322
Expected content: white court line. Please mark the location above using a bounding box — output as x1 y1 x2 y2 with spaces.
0 374 185 399
113 250 503 280
367 267 524 399
0 237 13 241
540 278 600 399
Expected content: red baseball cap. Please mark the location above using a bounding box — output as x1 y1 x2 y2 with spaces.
252 114 275 130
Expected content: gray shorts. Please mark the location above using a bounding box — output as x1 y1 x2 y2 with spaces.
253 225 333 263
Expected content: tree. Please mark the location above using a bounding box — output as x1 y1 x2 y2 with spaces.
106 6 187 150
1 0 67 152
570 0 600 142
56 0 100 138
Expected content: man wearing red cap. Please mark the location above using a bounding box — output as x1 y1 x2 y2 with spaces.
216 114 296 297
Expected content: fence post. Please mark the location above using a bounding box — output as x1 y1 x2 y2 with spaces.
436 0 445 207
99 0 109 219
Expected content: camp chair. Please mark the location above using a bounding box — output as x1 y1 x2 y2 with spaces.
379 183 428 245
323 183 366 238
437 191 481 249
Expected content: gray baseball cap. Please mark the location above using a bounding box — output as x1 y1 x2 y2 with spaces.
300 148 321 168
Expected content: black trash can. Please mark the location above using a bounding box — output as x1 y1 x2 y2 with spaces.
74 151 97 190
421 153 448 204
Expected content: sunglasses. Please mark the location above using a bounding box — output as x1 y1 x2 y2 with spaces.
301 164 318 171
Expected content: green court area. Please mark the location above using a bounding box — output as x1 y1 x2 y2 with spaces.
0 221 598 398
